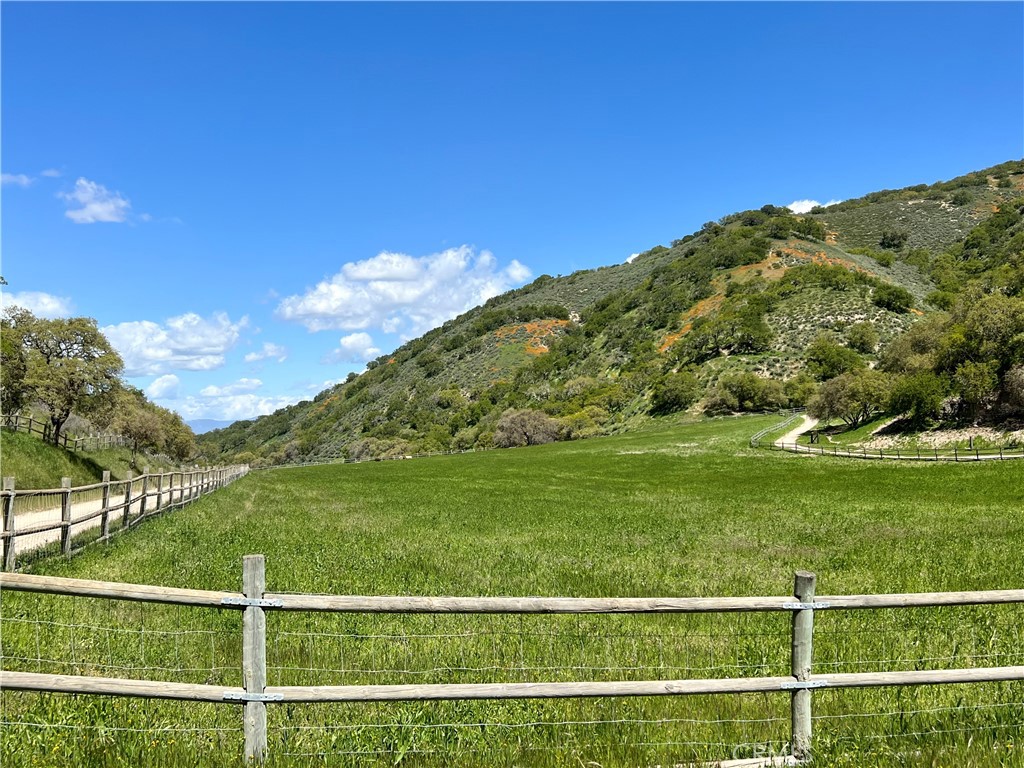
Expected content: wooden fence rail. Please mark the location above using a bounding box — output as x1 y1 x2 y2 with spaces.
2 414 129 452
0 465 249 571
2 559 1022 765
769 440 1024 462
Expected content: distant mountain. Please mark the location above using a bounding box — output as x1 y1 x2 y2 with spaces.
197 160 1024 465
188 419 236 435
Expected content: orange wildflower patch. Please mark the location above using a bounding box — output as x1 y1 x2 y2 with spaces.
493 318 572 356
658 294 724 352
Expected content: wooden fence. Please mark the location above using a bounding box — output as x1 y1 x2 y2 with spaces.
2 414 128 452
1 557 1021 765
768 440 1024 462
0 465 249 571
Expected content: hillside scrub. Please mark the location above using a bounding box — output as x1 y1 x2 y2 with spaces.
195 166 1024 466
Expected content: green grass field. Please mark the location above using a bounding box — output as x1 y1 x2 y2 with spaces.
2 415 1022 766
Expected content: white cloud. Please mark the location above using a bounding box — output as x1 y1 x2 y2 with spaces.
2 173 32 187
40 169 62 178
175 393 303 422
276 246 532 337
787 199 843 215
60 177 131 224
244 342 288 363
324 332 381 364
625 253 640 264
2 291 74 318
199 378 263 397
102 312 248 376
145 374 180 400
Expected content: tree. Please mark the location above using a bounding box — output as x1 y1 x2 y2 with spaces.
110 388 166 468
493 409 560 448
650 372 701 415
888 372 947 428
805 334 865 381
808 369 891 428
872 284 914 313
952 360 998 423
879 230 909 250
8 311 123 445
845 322 880 354
0 316 28 416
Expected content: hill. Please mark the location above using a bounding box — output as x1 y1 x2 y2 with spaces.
197 160 1024 465
187 419 236 435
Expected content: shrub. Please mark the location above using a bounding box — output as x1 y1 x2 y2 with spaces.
872 283 914 313
493 409 560 448
846 322 880 354
879 230 909 250
650 372 701 415
888 372 948 427
805 334 865 381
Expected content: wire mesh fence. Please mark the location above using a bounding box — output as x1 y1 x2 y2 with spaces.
2 564 1023 766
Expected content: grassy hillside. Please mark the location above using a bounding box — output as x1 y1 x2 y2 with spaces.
5 415 1022 766
198 160 1024 465
0 429 177 488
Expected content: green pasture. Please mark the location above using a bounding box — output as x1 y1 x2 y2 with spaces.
2 414 1022 766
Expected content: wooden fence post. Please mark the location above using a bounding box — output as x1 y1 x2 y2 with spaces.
3 478 16 571
100 471 111 540
242 554 268 763
791 571 816 761
139 469 150 518
122 472 133 528
60 478 73 555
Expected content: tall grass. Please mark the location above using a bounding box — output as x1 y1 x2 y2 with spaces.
2 415 1022 766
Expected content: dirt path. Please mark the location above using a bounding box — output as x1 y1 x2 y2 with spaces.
10 481 190 558
775 415 818 448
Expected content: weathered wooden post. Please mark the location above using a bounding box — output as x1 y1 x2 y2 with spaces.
2 478 16 571
155 472 164 512
122 471 133 528
60 478 73 555
790 571 816 761
242 554 269 762
100 471 112 540
139 468 150 518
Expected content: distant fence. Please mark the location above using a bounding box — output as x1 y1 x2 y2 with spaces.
769 440 1024 462
0 465 249 571
2 414 128 452
1 559 1022 764
749 412 805 448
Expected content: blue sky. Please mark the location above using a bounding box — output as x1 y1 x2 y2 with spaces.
2 2 1022 424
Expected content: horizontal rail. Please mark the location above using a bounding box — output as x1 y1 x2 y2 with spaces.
6 573 1023 613
0 671 240 703
0 572 242 607
266 593 802 613
816 589 1024 609
5 666 1023 705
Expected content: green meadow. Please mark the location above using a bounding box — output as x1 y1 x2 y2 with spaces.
2 415 1022 766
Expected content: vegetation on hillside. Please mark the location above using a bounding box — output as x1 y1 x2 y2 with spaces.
183 160 1020 464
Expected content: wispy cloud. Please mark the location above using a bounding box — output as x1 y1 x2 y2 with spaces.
40 169 62 178
244 342 288 363
60 177 131 223
102 312 248 376
1 291 74 318
787 199 842 215
323 332 381 364
1 173 33 187
276 246 532 337
199 378 263 397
